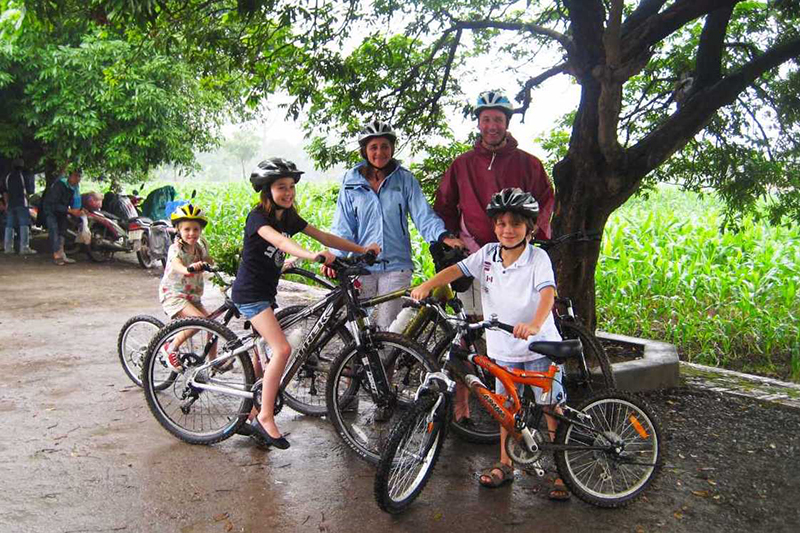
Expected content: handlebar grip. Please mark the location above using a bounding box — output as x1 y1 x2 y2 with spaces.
363 250 377 266
495 322 515 334
314 254 327 264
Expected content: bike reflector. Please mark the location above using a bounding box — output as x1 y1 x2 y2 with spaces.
629 415 649 439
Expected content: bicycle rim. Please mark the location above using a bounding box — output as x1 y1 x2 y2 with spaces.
327 333 436 464
375 395 447 513
118 315 164 388
142 318 255 445
556 391 662 507
278 305 351 416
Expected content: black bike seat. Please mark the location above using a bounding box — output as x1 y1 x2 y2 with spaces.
527 339 583 363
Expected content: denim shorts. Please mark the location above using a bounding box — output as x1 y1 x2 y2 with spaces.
494 357 566 406
234 300 274 320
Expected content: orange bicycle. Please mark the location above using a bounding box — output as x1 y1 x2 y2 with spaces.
374 297 663 513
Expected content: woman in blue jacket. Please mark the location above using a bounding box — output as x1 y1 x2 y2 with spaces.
323 120 464 329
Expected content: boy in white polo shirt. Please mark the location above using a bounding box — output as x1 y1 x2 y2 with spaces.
411 187 569 499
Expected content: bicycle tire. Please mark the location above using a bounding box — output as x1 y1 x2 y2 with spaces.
326 332 438 465
117 314 168 389
142 317 255 445
374 393 449 514
276 305 353 416
558 319 616 402
429 332 500 445
555 390 663 508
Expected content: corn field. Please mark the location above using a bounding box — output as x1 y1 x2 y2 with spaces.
166 181 798 381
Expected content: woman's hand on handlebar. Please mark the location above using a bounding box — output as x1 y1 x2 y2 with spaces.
442 236 466 250
187 261 207 273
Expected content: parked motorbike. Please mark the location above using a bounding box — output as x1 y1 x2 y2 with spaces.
100 187 158 267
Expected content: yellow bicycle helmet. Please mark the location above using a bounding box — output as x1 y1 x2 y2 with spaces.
170 204 208 228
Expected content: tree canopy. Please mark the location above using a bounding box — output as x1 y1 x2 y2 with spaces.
21 0 800 322
0 0 243 182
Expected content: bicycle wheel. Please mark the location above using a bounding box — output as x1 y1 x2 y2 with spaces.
555 390 663 507
326 332 437 465
405 308 453 356
375 393 449 514
430 333 500 445
558 320 616 402
117 315 166 388
142 318 255 445
276 305 352 416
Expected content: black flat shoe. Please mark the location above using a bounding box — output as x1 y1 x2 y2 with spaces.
250 418 290 450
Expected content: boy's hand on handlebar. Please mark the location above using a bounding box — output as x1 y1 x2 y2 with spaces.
513 322 541 340
409 283 432 301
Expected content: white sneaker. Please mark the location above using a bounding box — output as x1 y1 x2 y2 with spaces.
61 254 76 264
20 247 38 255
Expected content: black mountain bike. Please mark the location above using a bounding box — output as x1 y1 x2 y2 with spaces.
140 253 435 446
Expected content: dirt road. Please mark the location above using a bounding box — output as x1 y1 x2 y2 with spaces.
1 247 798 532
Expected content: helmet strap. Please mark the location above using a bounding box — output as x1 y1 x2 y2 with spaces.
500 238 527 251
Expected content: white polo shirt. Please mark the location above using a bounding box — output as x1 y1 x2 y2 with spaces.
458 243 561 362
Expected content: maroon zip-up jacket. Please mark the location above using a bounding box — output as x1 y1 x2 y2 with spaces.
434 133 555 245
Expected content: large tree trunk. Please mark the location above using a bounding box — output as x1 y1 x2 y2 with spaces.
550 160 611 331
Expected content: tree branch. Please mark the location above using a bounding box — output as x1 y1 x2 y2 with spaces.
624 35 800 189
621 0 741 65
694 5 734 89
596 0 625 162
451 19 574 55
515 63 568 118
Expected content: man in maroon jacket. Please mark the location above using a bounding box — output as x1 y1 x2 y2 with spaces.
434 90 557 424
434 90 555 254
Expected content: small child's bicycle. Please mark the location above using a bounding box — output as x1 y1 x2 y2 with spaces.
374 298 664 513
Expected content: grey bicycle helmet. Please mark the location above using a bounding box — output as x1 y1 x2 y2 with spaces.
358 120 397 146
473 90 515 119
250 157 304 192
486 188 539 219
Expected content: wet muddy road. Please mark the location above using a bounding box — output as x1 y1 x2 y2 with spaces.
1 250 798 533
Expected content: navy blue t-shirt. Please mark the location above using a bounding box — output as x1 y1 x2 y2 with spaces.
231 207 308 304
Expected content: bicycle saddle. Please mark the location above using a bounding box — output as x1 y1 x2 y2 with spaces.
527 339 583 363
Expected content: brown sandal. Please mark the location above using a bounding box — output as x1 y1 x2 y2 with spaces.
479 462 514 488
549 478 571 501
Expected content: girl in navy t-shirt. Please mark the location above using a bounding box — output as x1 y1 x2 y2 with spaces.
232 158 379 450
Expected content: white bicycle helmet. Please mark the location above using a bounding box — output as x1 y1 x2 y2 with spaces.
358 120 397 146
473 91 515 119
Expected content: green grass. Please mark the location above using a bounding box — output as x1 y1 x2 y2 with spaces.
118 180 799 382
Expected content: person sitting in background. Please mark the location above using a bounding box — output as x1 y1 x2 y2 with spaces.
42 168 85 265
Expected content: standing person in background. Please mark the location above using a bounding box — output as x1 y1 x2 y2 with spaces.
323 120 464 330
42 168 85 265
2 158 37 255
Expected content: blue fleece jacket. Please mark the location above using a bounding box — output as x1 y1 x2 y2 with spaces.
330 162 448 273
